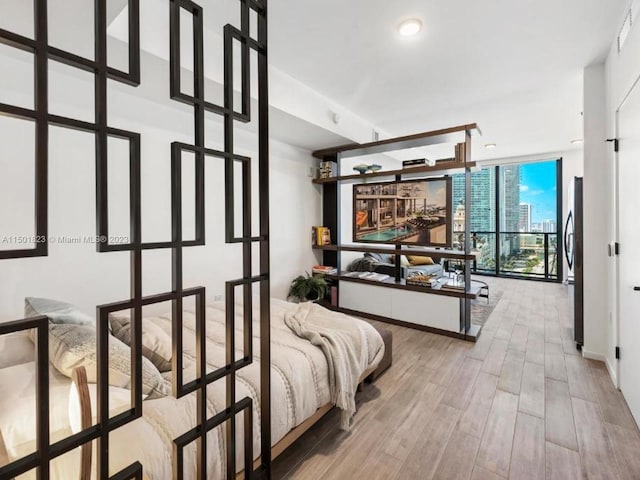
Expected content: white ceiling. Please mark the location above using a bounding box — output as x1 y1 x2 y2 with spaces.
269 0 629 160
0 0 629 159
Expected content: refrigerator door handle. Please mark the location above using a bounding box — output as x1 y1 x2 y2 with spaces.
564 211 574 270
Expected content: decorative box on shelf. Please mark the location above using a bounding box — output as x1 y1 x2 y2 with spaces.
406 272 438 288
318 161 337 179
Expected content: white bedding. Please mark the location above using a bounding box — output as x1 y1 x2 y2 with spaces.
0 331 35 369
2 298 384 479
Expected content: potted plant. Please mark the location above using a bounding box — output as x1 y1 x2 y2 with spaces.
288 273 329 302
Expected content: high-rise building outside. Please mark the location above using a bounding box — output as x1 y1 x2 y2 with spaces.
542 219 557 233
501 165 521 254
519 203 532 232
451 168 496 233
452 165 521 235
501 165 520 232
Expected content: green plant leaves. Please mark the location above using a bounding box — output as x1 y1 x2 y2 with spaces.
288 272 328 301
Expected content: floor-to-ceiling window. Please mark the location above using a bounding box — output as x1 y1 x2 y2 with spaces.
452 158 562 282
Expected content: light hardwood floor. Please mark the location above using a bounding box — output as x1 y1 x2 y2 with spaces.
273 277 640 479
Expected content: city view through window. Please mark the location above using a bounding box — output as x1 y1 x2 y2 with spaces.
452 159 561 281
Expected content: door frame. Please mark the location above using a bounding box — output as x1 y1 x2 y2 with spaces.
613 108 621 389
614 73 640 390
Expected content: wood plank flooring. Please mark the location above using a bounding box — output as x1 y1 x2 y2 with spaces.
273 277 640 479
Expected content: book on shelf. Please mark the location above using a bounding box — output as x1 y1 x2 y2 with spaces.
454 142 467 163
352 271 390 282
366 273 390 282
402 158 426 168
311 265 337 275
318 161 337 179
311 226 331 246
330 286 338 306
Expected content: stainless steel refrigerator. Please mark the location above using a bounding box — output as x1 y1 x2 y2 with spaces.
565 176 583 349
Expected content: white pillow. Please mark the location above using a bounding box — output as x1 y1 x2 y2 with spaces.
0 330 35 368
0 362 72 460
109 314 172 373
24 297 94 326
44 324 170 399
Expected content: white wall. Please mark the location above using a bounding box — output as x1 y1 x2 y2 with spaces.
0 47 320 322
582 63 610 361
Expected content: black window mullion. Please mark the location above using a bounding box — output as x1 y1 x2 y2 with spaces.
556 158 564 281
495 165 501 276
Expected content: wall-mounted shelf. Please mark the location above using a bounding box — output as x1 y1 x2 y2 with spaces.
313 244 477 261
312 160 477 184
323 272 481 299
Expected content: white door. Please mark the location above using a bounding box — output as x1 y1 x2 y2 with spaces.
618 80 640 424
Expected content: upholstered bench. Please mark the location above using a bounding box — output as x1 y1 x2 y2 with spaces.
368 325 392 381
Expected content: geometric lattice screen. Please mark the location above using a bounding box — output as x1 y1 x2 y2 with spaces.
0 0 271 478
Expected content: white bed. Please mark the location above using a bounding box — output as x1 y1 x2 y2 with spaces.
0 298 385 479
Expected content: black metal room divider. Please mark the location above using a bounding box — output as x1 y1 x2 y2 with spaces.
0 0 271 478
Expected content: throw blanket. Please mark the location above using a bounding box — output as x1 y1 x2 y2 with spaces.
285 302 377 430
347 255 379 272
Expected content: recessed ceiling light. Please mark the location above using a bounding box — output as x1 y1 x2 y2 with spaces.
398 18 423 37
571 139 583 145
484 143 497 149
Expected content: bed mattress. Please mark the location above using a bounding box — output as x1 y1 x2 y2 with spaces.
4 298 384 479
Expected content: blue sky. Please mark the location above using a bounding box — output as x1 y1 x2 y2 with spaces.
519 160 557 223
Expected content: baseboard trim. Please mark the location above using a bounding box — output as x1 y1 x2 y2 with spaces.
606 357 619 388
582 349 606 362
582 350 619 388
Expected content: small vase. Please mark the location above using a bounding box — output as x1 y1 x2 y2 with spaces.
353 164 369 174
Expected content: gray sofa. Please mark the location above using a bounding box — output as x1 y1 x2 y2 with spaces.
347 252 444 278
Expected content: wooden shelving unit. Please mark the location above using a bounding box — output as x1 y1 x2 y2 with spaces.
312 123 481 341
312 160 477 184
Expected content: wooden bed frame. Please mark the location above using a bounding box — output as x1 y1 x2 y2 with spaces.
0 365 375 479
72 366 92 480
235 364 376 479
0 366 93 479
